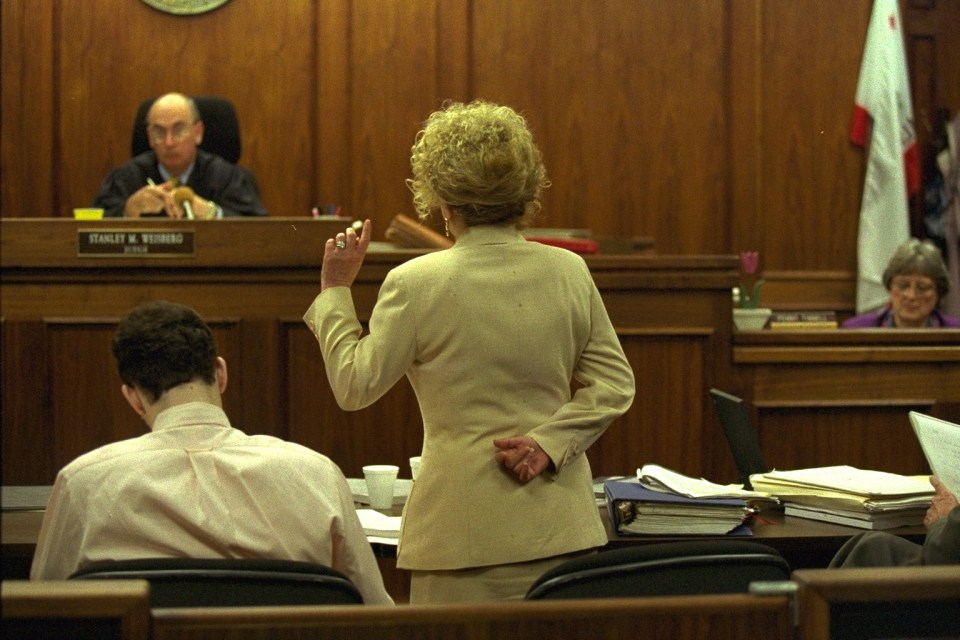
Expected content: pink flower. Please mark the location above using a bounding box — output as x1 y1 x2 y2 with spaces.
737 251 764 309
740 251 759 275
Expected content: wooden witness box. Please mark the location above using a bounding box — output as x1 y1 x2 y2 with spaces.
2 217 958 489
1 217 741 486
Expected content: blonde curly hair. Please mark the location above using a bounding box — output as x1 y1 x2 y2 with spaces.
407 100 549 227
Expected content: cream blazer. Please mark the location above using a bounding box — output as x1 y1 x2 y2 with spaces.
305 225 635 570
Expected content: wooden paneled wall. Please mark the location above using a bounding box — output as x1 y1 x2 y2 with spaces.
2 1 958 310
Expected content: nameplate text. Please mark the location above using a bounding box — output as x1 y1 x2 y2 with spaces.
77 229 196 257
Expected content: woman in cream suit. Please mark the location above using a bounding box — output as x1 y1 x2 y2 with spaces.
304 100 635 603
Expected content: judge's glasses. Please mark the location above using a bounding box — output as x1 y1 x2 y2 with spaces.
147 122 197 144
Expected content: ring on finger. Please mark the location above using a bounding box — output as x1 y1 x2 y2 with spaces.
335 239 346 249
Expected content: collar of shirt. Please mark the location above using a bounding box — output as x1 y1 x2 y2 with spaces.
158 160 196 186
151 401 232 432
452 224 526 248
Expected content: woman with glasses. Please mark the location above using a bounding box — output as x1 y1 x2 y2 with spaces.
842 238 960 328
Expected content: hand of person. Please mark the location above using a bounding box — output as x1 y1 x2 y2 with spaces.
321 219 372 291
924 476 959 529
493 436 551 482
123 181 178 218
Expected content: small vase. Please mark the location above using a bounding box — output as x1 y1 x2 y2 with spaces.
733 307 772 331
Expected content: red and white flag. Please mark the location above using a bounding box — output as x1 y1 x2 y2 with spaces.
850 0 920 313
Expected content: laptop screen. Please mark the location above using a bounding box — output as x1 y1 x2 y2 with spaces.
709 389 769 490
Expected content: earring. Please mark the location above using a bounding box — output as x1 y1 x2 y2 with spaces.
443 217 450 237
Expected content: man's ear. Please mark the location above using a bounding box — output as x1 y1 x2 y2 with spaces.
215 356 228 394
194 120 205 146
121 384 147 418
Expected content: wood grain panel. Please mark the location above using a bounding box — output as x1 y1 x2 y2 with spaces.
471 0 730 248
346 1 446 225
758 1 868 273
150 595 792 640
758 406 930 476
0 0 56 218
285 324 424 478
592 336 709 479
1 320 55 485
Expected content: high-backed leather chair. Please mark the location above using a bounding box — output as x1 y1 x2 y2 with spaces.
131 95 261 197
525 540 791 600
131 95 242 163
70 558 364 607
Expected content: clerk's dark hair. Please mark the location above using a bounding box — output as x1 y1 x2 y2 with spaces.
112 301 217 403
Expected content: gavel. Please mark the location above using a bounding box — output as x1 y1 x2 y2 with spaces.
172 186 197 219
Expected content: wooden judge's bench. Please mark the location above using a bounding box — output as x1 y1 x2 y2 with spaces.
2 217 959 487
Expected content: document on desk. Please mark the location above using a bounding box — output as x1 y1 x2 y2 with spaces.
751 466 933 498
355 508 401 545
909 412 960 495
1 485 53 510
637 464 776 501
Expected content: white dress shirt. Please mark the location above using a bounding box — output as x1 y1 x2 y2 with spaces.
30 401 393 605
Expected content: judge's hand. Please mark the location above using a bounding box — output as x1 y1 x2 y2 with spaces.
924 476 959 529
494 436 550 482
123 181 178 218
321 219 371 291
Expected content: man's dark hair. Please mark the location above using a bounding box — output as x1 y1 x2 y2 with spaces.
112 301 217 403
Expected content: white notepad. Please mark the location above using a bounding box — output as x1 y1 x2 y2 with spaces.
909 411 960 496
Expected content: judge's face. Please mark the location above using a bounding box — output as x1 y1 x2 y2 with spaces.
146 97 203 178
889 274 938 327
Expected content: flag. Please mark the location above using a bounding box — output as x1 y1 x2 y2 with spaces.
851 0 920 313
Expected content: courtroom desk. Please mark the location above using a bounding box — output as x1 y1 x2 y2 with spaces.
6 488 919 603
1 218 741 486
603 505 927 571
729 329 960 477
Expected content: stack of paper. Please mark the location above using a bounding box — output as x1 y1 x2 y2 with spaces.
355 508 401 545
750 466 933 530
637 464 779 509
605 471 755 536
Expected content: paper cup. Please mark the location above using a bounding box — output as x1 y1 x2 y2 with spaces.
409 456 422 480
363 464 399 509
73 208 104 220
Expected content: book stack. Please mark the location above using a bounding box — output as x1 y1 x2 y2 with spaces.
750 466 933 530
604 464 773 536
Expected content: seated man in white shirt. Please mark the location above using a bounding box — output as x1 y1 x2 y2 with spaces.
30 300 393 605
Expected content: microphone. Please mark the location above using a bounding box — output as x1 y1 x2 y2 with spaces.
173 187 196 219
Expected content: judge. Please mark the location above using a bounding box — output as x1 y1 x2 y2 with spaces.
92 92 267 219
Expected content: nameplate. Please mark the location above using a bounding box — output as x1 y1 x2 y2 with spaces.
77 229 195 257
